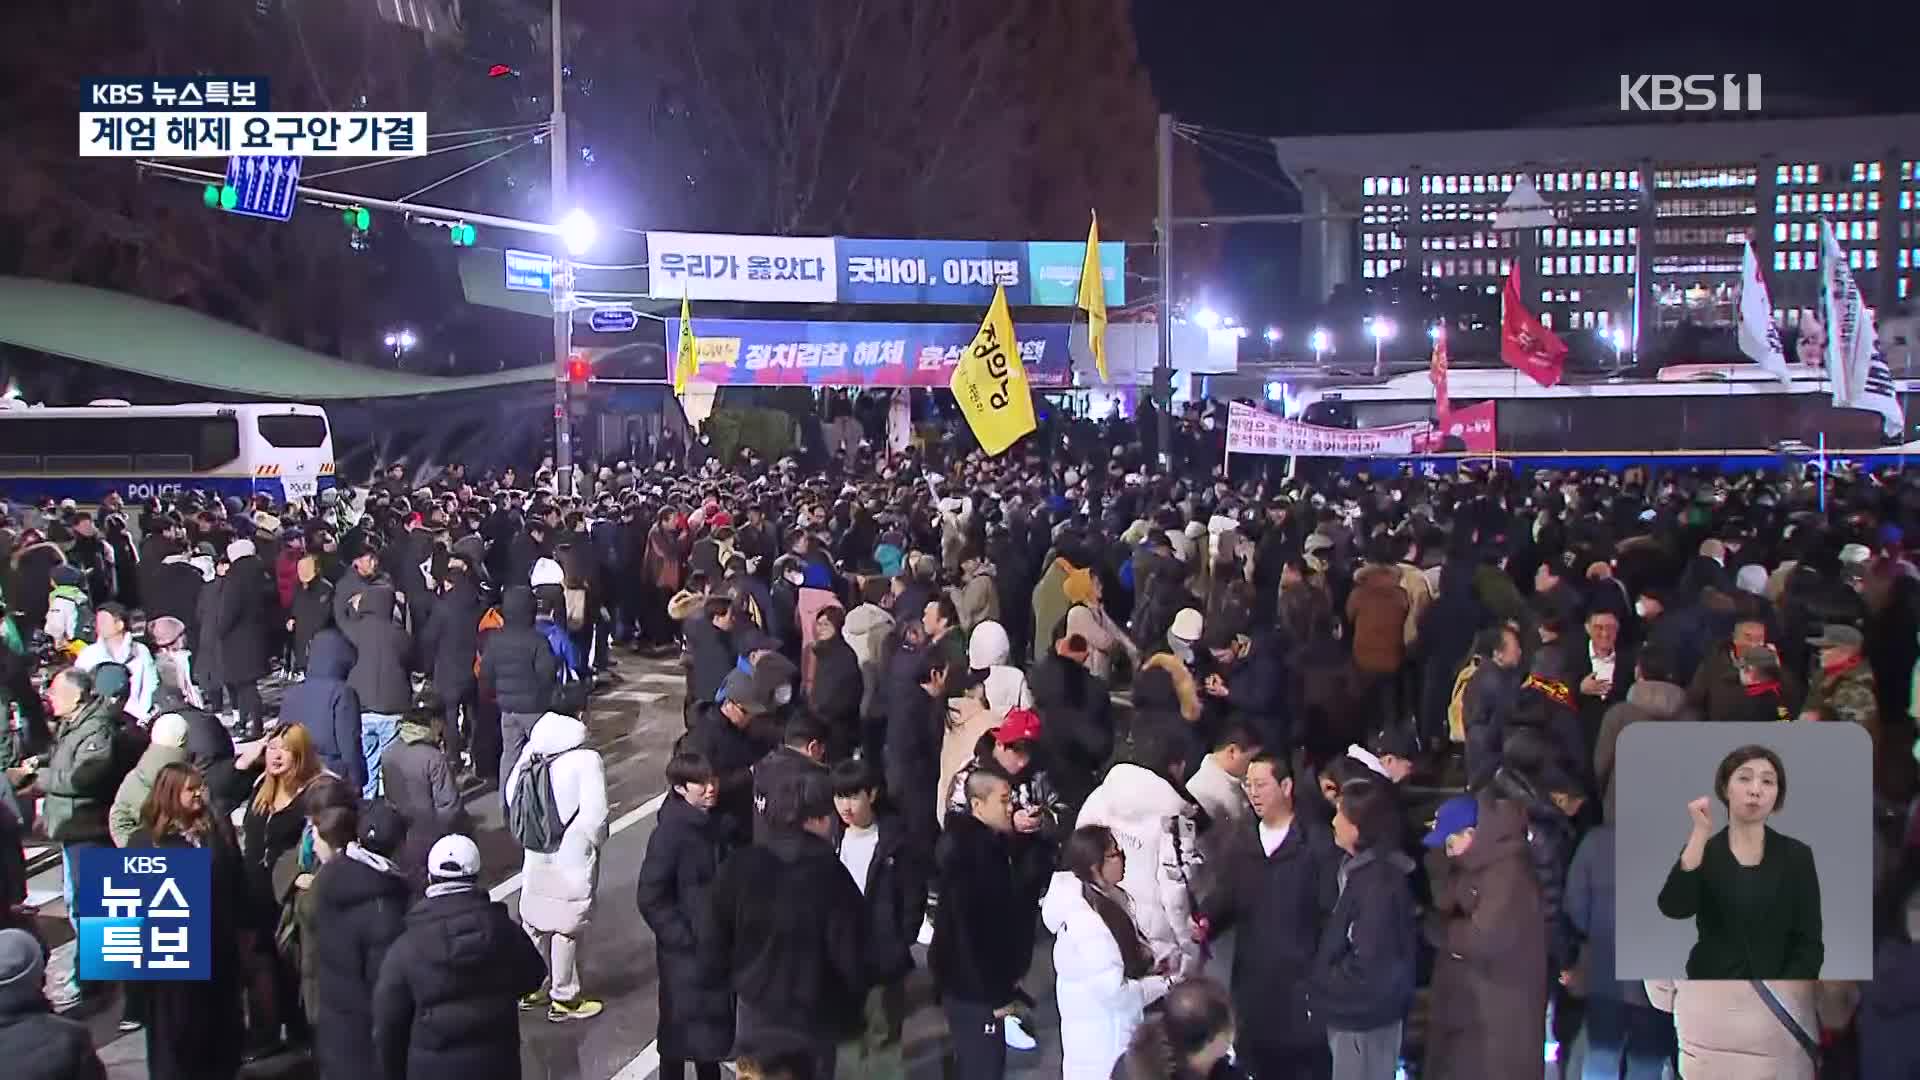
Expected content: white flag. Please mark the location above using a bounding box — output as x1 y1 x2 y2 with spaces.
1737 240 1790 381
1820 219 1904 437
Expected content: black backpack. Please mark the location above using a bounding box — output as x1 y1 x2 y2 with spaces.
508 748 583 854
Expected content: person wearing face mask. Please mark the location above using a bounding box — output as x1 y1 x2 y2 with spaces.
1658 744 1822 979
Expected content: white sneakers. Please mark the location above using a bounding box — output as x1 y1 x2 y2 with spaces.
1003 1014 1037 1050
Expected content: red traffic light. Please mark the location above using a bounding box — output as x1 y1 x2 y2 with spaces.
489 64 514 78
566 357 591 383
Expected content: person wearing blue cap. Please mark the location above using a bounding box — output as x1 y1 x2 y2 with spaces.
1421 792 1547 1080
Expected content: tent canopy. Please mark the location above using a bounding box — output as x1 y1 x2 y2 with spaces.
0 276 549 399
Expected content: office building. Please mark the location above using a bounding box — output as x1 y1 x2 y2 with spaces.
1271 114 1920 346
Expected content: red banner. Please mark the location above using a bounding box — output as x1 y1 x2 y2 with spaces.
1412 399 1497 453
1501 265 1567 388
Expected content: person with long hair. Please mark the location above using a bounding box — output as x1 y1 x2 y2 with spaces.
239 723 324 1058
1041 825 1172 1079
1110 976 1243 1080
1308 780 1416 1080
132 762 246 1080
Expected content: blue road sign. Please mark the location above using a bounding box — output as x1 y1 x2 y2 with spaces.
222 155 300 222
505 248 555 292
588 306 639 333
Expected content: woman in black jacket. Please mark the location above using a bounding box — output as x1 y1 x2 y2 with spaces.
309 801 410 1080
133 762 247 1080
288 554 334 675
1307 778 1416 1080
807 608 863 762
635 753 734 1080
1657 743 1823 979
217 544 275 739
420 564 484 775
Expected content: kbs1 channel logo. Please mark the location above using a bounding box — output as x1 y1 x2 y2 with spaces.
80 77 429 158
74 848 212 981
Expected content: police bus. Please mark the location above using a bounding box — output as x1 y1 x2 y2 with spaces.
0 400 336 504
1288 365 1918 475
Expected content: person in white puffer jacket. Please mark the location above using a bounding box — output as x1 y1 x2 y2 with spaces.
1074 725 1205 980
506 710 609 1022
1042 825 1174 1079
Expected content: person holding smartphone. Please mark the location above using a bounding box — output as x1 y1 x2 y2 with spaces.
1657 744 1823 979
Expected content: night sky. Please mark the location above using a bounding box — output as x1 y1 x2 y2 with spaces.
1130 0 1920 329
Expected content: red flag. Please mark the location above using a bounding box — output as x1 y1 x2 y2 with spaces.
1428 327 1452 427
1501 264 1567 387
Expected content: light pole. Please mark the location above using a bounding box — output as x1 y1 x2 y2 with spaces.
1311 328 1330 367
549 0 573 495
1264 327 1279 362
1369 317 1395 378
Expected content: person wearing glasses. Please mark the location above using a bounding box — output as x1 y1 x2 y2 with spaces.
1042 825 1175 1080
1657 744 1823 979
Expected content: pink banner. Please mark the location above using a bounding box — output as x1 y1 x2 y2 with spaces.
1412 400 1497 453
1229 400 1499 457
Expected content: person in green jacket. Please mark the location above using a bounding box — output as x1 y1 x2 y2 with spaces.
109 713 190 848
36 665 124 1007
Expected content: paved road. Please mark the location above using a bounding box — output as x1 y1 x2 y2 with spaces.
29 653 1078 1079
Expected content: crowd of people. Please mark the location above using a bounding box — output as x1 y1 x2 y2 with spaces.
3 402 1920 1080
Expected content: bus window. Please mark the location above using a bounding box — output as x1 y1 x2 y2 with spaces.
257 414 328 449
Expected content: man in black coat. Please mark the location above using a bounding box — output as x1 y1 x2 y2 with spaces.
340 585 417 800
420 565 485 776
701 770 867 1075
930 767 1040 1080
478 586 557 787
637 753 736 1075
750 716 828 845
1565 607 1637 763
807 608 864 761
310 802 410 1080
681 671 776 847
216 540 275 739
684 596 739 725
830 758 927 1076
1028 633 1112 812
0 927 105 1080
372 835 545 1080
1197 753 1339 1080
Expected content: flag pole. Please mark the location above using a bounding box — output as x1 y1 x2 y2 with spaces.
1819 431 1828 513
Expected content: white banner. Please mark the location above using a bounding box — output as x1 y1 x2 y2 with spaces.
647 231 838 303
1737 240 1790 381
80 112 427 157
1820 220 1903 437
1227 401 1429 456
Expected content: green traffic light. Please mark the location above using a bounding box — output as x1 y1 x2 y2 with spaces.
461 224 477 245
353 207 371 231
203 185 219 208
219 185 238 211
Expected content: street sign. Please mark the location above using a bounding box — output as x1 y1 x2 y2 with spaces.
588 306 639 333
504 248 554 292
222 155 301 222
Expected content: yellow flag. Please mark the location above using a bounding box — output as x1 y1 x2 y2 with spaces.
1078 211 1108 381
673 290 697 395
950 285 1036 456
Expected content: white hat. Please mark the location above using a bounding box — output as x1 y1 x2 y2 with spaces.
529 557 565 588
1735 564 1769 596
1840 543 1873 565
1170 608 1205 642
1346 745 1390 779
149 712 189 750
427 834 481 881
226 539 256 562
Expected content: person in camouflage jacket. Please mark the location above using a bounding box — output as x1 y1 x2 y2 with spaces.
1801 624 1880 739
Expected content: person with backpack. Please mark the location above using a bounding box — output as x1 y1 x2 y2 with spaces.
503 710 607 1022
43 566 93 656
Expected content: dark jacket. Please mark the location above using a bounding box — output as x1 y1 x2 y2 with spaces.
1461 661 1521 790
636 793 735 1063
1487 765 1577 965
371 886 547 1080
289 575 334 672
1592 679 1696 813
1422 797 1548 1080
684 613 737 712
215 554 275 683
1307 847 1417 1033
0 977 105 1080
701 828 868 1054
478 587 556 716
279 630 365 793
838 811 927 985
1028 651 1112 811
193 576 225 688
1656 825 1823 979
132 821 247 1080
340 586 415 715
175 704 246 816
1858 936 1920 1080
1688 640 1805 724
380 722 468 896
1564 822 1639 1003
145 557 205 641
930 812 1038 1007
420 574 484 702
1198 814 1338 1055
807 636 863 753
679 704 768 847
311 850 410 1080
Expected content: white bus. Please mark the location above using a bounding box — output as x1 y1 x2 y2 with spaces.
0 400 336 505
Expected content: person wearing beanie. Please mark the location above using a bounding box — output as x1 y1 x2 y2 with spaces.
0 926 104 1080
107 712 188 848
371 834 546 1080
309 799 410 1080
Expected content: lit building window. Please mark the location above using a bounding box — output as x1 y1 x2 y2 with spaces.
1777 164 1790 185
1789 251 1802 270
1775 194 1788 213
1852 192 1864 211
1540 288 1553 303
1364 259 1377 279
1557 171 1569 191
1363 233 1375 251
1868 191 1880 211
1869 162 1882 182
1775 250 1788 272
1900 277 1910 299
1774 223 1787 242
1867 250 1878 269
1584 254 1597 274
1851 250 1863 269
1792 164 1806 184
1868 221 1879 240
1790 194 1803 212
1553 227 1566 247
1570 289 1582 302
1808 164 1821 182
1853 163 1866 182
1809 250 1819 269
1851 220 1863 241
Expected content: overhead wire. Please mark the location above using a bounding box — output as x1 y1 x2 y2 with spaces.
303 130 543 180
396 137 538 202
430 120 555 141
1174 126 1300 200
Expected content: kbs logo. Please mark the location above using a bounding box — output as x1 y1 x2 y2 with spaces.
1619 74 1763 113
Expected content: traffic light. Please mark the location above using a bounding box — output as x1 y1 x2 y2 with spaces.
566 356 591 384
203 184 237 210
342 206 371 231
449 222 477 246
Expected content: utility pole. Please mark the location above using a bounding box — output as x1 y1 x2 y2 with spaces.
549 0 573 495
1154 111 1174 467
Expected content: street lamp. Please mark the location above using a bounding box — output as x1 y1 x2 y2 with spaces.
1263 327 1281 344
1193 307 1222 330
1427 324 1444 343
1310 328 1331 366
384 329 417 358
558 208 598 257
1369 317 1395 377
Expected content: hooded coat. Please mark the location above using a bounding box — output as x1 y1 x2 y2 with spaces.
1421 797 1547 1080
215 552 275 683
0 934 104 1080
420 572 485 704
1040 871 1171 1080
479 587 557 716
842 602 895 719
311 847 410 1080
371 886 548 1080
636 792 735 1062
1074 763 1206 977
280 630 365 792
108 739 187 848
341 585 416 715
505 713 608 934
967 620 1034 715
381 719 467 896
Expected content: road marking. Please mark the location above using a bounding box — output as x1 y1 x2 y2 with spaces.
634 673 681 688
610 1043 660 1080
489 789 668 902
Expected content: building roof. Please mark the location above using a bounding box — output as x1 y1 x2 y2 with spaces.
0 276 549 399
1270 112 1920 177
